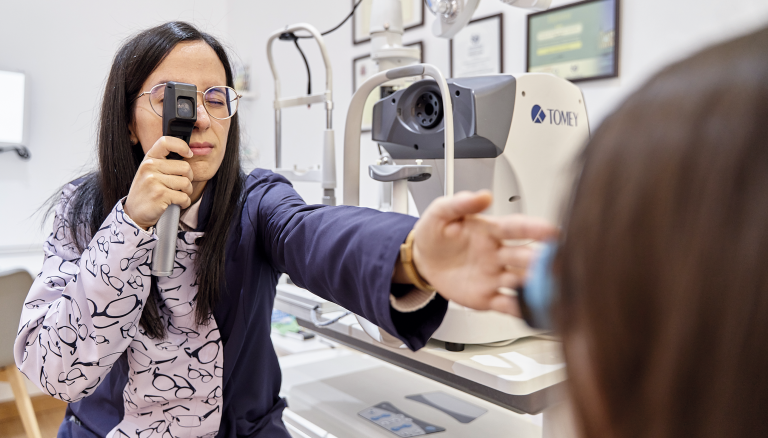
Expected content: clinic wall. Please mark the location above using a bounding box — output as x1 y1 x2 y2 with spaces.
225 0 768 211
0 1 231 263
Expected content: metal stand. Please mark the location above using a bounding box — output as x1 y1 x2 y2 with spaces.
266 23 337 206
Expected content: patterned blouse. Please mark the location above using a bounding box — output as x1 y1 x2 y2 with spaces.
16 183 223 437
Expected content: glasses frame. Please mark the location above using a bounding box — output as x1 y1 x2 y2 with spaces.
135 83 242 121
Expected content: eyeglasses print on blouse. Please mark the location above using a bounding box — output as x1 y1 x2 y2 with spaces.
162 404 220 428
187 364 213 383
167 319 200 338
151 368 196 399
183 328 221 365
88 294 142 329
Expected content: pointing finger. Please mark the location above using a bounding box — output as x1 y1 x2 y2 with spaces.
498 245 535 271
485 214 558 242
489 294 521 316
427 190 493 224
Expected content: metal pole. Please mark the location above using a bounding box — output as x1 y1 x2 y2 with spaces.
275 109 282 168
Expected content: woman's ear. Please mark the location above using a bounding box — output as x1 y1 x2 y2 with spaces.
128 121 138 145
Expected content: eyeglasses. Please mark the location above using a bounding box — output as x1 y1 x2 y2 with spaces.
161 295 195 317
152 368 196 399
121 248 151 271
89 294 142 329
136 420 167 438
163 405 220 428
187 364 213 383
129 345 178 369
136 83 241 120
100 265 125 296
155 339 188 351
175 249 196 260
71 351 124 368
184 329 221 365
97 236 110 256
89 332 109 345
202 386 222 406
144 394 169 404
121 321 138 339
167 319 200 338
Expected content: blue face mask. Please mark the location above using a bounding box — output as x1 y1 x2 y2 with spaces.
519 241 559 330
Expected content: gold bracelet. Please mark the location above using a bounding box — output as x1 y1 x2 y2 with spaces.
400 230 436 293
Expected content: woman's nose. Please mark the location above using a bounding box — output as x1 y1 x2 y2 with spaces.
195 102 211 130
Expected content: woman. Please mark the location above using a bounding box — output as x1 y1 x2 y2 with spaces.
551 25 768 437
14 22 553 438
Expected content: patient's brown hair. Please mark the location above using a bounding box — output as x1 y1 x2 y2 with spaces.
557 26 768 438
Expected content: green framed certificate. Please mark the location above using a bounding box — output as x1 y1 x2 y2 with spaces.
527 0 619 82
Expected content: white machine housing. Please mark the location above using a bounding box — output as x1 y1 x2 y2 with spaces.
372 73 590 345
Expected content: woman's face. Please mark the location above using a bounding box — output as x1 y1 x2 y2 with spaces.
129 41 230 183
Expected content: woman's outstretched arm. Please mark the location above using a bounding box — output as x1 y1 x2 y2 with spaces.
246 170 555 351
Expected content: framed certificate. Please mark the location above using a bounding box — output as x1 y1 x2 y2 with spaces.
527 0 619 82
353 42 424 131
353 0 424 45
450 13 504 78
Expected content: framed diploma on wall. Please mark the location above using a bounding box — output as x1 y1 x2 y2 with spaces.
353 42 424 131
352 0 424 45
450 13 504 78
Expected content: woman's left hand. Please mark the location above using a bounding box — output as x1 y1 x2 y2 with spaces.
411 190 557 316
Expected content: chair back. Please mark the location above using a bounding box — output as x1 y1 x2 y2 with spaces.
0 269 34 368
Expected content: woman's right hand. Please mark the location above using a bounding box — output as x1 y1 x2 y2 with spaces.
124 136 195 230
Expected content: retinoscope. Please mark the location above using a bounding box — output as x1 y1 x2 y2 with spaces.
151 81 197 277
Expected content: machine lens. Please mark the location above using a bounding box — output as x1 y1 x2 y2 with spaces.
176 97 195 118
414 91 442 129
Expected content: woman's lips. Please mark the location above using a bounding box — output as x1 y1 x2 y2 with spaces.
189 142 214 156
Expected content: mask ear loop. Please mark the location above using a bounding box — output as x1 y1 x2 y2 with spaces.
517 144 589 330
518 241 559 330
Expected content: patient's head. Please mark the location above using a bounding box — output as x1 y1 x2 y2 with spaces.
557 26 768 438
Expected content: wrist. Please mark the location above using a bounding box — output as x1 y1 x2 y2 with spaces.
122 199 151 231
399 230 436 293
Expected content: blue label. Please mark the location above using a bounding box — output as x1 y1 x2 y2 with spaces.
531 105 578 127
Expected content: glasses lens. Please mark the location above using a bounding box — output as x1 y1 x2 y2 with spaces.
151 421 166 433
175 415 202 428
103 295 139 318
203 87 238 119
153 374 176 391
130 347 152 367
148 84 165 117
176 387 195 399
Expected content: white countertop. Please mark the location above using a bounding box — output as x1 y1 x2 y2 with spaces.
274 284 567 404
278 346 544 438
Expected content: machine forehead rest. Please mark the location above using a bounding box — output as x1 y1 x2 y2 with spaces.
368 164 432 182
385 65 426 80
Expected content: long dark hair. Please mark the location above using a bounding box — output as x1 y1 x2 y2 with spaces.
63 22 244 338
557 26 768 437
